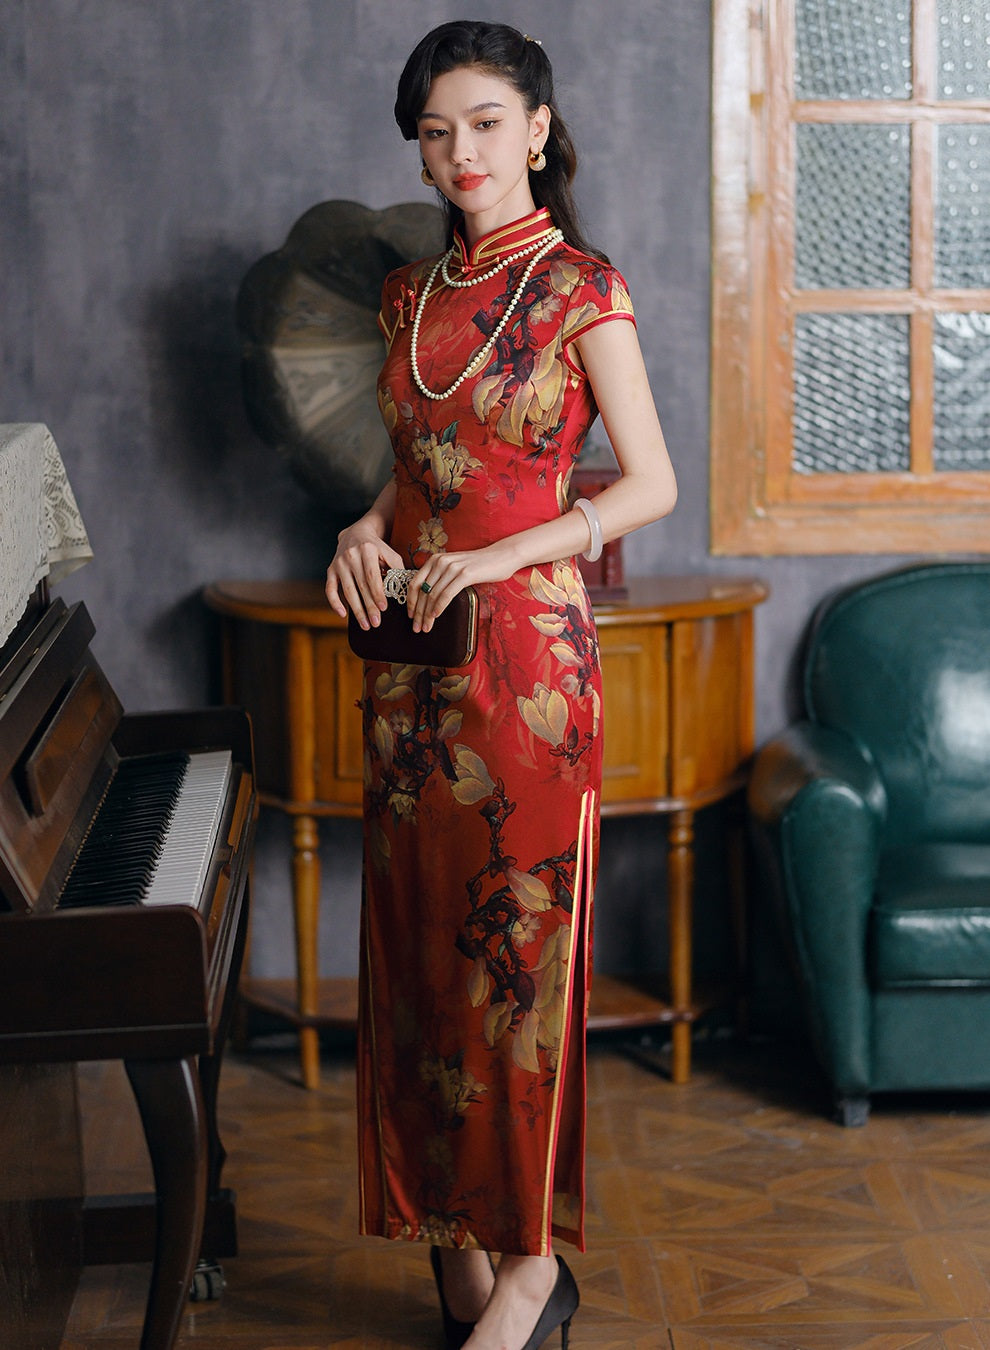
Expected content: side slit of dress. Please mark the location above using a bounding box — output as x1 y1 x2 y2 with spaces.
544 786 597 1253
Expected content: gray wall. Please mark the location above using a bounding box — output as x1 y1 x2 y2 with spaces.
1 0 914 985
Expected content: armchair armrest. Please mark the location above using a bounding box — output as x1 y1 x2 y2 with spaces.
748 723 887 1097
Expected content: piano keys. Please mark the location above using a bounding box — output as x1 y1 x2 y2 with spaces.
0 591 257 1350
60 749 234 909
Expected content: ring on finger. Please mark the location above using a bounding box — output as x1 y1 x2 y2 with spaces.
421 581 432 595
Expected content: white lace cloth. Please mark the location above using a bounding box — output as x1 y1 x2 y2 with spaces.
0 423 93 647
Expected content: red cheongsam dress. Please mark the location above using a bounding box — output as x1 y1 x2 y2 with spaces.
357 206 636 1255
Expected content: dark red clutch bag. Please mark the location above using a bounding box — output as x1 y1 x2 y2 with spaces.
347 570 478 668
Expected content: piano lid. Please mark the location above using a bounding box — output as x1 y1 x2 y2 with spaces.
0 424 92 648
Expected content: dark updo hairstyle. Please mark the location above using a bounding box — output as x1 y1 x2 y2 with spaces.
394 20 606 261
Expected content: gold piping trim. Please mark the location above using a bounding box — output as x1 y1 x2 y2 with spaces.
458 208 554 268
539 785 595 1251
358 905 389 1234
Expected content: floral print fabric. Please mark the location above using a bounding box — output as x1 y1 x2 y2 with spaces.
358 208 635 1255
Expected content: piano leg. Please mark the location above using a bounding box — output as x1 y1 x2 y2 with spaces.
124 1056 206 1350
200 870 251 1201
184 874 251 1279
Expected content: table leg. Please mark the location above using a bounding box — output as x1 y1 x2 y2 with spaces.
292 813 321 1089
667 807 695 1084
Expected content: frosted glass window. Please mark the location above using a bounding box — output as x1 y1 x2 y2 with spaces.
796 0 912 99
793 313 911 472
796 124 911 288
937 2 990 99
933 312 990 469
936 125 990 286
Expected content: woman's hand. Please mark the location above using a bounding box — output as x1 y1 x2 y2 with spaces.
325 520 404 630
407 541 520 632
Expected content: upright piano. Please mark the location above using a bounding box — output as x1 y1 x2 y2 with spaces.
0 583 258 1350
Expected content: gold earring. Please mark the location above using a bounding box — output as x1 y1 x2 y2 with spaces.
421 165 434 186
528 148 547 172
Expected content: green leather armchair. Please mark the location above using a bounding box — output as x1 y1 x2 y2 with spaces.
749 563 990 1125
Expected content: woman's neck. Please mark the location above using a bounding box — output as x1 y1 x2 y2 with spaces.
460 187 539 247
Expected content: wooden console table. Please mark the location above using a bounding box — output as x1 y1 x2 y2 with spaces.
204 576 767 1089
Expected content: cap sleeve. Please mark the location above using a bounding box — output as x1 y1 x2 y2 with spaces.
560 261 636 374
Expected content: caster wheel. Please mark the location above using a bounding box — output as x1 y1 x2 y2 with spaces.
190 1260 226 1302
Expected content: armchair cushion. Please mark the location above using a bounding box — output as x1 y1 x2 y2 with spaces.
873 843 990 987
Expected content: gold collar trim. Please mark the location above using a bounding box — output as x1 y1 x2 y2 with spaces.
452 208 556 272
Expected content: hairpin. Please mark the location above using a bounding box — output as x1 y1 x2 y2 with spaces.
523 34 543 45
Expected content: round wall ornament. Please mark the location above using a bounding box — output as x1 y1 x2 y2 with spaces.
237 199 445 514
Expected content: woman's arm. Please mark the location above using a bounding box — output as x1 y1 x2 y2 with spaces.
570 317 678 537
324 478 404 629
408 319 676 630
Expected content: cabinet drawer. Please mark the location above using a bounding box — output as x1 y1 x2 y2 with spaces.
312 634 364 807
597 621 669 807
669 612 754 798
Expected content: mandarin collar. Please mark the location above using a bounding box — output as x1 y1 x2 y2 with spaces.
451 208 556 273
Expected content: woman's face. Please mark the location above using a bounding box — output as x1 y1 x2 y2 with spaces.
416 65 550 240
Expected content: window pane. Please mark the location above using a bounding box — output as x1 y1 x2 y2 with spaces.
936 126 990 286
937 2 990 99
796 0 912 100
793 314 911 472
796 124 911 288
934 313 990 469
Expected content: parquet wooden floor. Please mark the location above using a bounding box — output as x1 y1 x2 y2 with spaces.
62 1035 990 1349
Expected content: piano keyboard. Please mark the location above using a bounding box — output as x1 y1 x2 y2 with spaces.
60 750 233 909
144 750 232 906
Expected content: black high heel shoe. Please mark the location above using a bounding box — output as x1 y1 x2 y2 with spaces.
430 1246 476 1350
520 1255 580 1350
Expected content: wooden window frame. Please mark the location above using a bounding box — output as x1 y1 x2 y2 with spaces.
711 0 990 555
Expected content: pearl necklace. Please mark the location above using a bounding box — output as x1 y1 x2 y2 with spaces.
410 228 564 402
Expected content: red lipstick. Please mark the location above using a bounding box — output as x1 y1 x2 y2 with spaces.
452 174 487 191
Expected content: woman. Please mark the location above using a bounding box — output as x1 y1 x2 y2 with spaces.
325 21 676 1350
